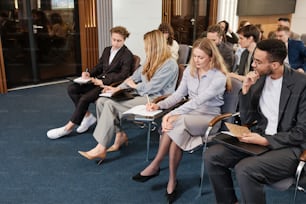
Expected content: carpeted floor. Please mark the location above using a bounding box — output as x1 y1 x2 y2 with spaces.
0 82 305 204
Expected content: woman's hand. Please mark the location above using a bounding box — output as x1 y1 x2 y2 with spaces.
146 103 159 111
161 114 180 132
102 86 120 93
125 77 137 88
239 132 269 146
91 78 104 87
81 71 90 79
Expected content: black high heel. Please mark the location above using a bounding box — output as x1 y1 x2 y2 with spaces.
165 180 178 204
132 168 160 182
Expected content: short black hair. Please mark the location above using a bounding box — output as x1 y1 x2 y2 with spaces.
256 39 287 64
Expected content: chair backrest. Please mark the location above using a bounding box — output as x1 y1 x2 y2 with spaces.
176 64 186 89
220 77 242 128
132 55 141 73
178 44 191 65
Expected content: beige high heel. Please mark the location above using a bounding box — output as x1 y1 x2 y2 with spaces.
107 132 128 152
78 151 106 165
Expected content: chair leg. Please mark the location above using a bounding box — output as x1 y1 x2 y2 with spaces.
292 161 305 204
145 122 152 162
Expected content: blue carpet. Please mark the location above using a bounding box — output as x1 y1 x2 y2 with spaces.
0 82 305 204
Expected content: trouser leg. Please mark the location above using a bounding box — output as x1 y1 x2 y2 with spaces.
68 83 101 125
235 147 300 204
204 144 248 204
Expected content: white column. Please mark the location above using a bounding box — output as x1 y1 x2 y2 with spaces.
217 0 239 32
97 0 113 56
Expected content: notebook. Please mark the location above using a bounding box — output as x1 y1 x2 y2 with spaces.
99 88 135 101
213 133 269 155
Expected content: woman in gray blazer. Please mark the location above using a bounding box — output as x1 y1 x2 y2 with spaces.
78 30 178 164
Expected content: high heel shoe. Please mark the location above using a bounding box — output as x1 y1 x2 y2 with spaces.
78 151 106 165
132 168 160 182
165 180 178 204
107 133 128 152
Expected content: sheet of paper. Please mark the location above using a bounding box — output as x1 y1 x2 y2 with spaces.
73 77 91 84
123 105 162 117
99 92 113 97
224 122 251 138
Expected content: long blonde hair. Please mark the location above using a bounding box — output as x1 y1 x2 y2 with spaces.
142 30 172 81
189 38 232 90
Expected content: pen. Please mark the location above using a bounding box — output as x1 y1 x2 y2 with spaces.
146 94 151 105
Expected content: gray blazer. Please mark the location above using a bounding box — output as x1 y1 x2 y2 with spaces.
239 66 306 152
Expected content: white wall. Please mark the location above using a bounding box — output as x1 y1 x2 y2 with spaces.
291 0 306 35
112 0 162 64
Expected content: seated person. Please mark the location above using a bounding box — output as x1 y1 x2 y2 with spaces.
218 20 239 46
132 38 231 203
275 25 306 73
77 29 178 163
206 24 235 71
228 25 260 81
277 17 300 40
158 22 179 61
49 12 69 48
47 26 134 139
205 39 306 204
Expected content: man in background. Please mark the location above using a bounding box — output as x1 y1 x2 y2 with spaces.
275 25 306 73
206 24 235 71
277 17 300 40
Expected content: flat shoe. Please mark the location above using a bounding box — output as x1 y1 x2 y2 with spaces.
165 180 178 204
132 168 160 182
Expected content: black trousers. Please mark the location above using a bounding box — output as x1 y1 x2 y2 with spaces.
67 83 102 125
204 143 301 204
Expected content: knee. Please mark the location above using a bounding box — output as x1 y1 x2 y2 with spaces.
204 144 223 166
234 159 256 181
67 83 78 95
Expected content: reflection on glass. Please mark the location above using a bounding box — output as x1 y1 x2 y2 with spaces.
0 0 80 89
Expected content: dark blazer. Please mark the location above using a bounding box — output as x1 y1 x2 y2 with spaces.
239 66 306 152
288 39 306 71
90 45 134 85
237 49 253 75
217 42 235 72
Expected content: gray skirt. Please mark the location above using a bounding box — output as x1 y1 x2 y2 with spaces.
167 112 220 151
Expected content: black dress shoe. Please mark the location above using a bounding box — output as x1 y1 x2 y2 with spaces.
132 168 160 182
165 180 178 204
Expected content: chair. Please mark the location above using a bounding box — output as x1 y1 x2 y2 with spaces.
193 77 242 196
110 54 141 87
121 64 187 161
267 150 306 203
177 44 191 65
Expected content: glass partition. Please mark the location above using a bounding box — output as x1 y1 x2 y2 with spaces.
0 0 81 89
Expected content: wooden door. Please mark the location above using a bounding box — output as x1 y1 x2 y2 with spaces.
163 0 218 45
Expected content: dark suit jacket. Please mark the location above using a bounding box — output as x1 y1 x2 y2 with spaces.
217 42 234 72
288 39 306 71
239 66 306 153
237 49 253 75
90 45 134 85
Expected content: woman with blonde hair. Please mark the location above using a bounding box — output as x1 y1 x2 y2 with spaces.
78 29 178 162
132 38 231 203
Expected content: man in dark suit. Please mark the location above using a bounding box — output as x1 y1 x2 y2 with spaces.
228 25 260 81
205 39 306 204
276 25 306 73
206 24 235 72
47 26 134 139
